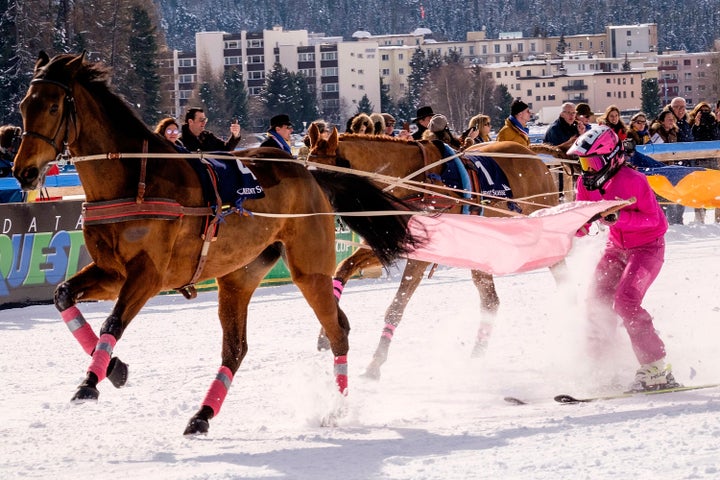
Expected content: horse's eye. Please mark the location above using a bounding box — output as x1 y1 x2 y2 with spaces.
50 104 59 114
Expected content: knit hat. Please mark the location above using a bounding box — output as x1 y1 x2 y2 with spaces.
428 114 448 133
575 103 594 117
510 100 529 117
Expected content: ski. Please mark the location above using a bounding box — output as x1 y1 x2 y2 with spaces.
555 383 720 404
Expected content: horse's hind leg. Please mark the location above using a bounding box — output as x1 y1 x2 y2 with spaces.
363 259 429 380
55 262 129 389
317 246 381 351
185 245 282 436
470 269 500 357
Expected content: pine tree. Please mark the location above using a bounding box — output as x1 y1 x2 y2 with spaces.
224 67 249 128
0 0 24 125
355 94 373 115
641 78 662 120
126 6 162 125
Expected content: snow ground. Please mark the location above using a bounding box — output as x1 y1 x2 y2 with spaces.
1 211 720 479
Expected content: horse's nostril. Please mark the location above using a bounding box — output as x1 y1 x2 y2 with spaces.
21 166 39 184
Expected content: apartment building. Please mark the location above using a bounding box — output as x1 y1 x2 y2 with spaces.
158 26 380 125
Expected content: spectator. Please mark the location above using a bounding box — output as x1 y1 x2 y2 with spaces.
412 106 435 140
626 112 651 147
668 97 694 143
260 114 294 154
461 114 492 147
154 117 189 153
0 125 21 177
648 110 684 224
181 107 241 152
496 99 531 147
370 113 386 135
423 114 462 150
575 103 596 126
687 101 719 223
349 113 373 134
543 102 579 151
598 105 627 142
570 125 676 393
381 113 396 136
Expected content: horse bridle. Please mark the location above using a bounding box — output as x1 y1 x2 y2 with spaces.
22 77 77 166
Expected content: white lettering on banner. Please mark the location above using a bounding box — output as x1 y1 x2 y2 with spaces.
55 216 62 231
28 217 37 233
2 218 11 234
75 215 83 229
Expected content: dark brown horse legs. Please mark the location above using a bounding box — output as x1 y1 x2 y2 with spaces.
469 270 500 357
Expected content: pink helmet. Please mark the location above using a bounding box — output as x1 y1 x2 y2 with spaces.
567 125 625 191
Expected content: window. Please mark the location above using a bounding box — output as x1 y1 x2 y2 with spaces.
298 68 315 77
178 74 196 84
399 53 404 60
526 89 532 96
517 43 523 52
224 56 240 65
496 72 501 78
298 52 315 62
535 82 541 88
494 45 500 53
179 58 195 67
627 40 632 47
547 81 555 87
247 39 263 48
247 55 263 64
381 68 390 76
399 68 404 75
248 71 265 80
321 83 339 92
179 90 193 99
249 86 262 95
321 51 337 61
482 45 487 54
506 44 512 53
530 43 536 52
321 67 338 76
225 41 239 49
381 54 389 61
548 94 555 100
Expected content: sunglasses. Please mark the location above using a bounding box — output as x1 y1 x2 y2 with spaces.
579 156 605 172
633 120 646 124
165 128 180 135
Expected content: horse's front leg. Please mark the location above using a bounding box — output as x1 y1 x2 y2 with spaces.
317 246 381 351
363 259 429 380
71 257 161 402
55 263 129 390
470 269 500 357
184 247 281 436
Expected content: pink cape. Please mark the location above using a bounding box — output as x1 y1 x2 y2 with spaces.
406 200 627 275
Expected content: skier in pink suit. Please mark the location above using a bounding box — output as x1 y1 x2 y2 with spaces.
570 125 678 392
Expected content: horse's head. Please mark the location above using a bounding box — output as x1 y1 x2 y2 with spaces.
14 51 85 190
307 124 340 166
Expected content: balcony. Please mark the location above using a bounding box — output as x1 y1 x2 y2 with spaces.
561 83 588 91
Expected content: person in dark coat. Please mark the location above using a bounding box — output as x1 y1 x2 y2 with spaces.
412 106 435 140
543 102 580 151
259 114 294 155
180 107 242 152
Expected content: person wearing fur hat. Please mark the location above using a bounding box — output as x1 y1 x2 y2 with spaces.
348 113 373 134
496 99 532 146
369 113 386 135
260 113 294 154
422 114 462 150
412 105 435 140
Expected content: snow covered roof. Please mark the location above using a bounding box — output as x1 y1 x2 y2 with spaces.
352 30 372 39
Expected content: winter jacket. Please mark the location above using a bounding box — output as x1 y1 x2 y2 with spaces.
576 165 667 249
181 124 241 152
543 117 578 146
496 117 530 147
626 128 651 146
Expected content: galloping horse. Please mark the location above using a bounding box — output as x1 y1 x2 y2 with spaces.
308 128 564 379
14 51 419 435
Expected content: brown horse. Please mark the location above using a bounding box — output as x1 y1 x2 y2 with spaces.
308 128 564 379
13 51 419 435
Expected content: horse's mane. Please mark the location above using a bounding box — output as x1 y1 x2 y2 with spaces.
36 54 160 143
338 133 417 145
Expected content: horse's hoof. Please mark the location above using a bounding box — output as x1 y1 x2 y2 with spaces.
106 357 129 388
184 416 210 435
360 366 381 381
470 341 488 358
316 330 331 351
71 385 99 403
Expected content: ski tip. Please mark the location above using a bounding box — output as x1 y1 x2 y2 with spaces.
503 396 528 405
554 394 582 404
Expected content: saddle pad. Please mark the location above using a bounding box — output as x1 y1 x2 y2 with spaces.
187 154 265 210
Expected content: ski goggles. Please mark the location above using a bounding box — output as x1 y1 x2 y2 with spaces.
579 155 606 172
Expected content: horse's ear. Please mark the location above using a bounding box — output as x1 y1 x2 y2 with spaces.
308 123 320 146
327 127 339 153
66 51 86 75
34 51 50 73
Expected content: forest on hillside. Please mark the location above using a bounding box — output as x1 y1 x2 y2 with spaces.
155 0 719 54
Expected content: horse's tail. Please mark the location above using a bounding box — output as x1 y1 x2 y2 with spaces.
311 170 425 266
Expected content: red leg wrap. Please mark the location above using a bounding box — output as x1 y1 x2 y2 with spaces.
202 366 234 416
61 306 98 355
332 278 344 301
334 355 348 395
87 334 116 382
